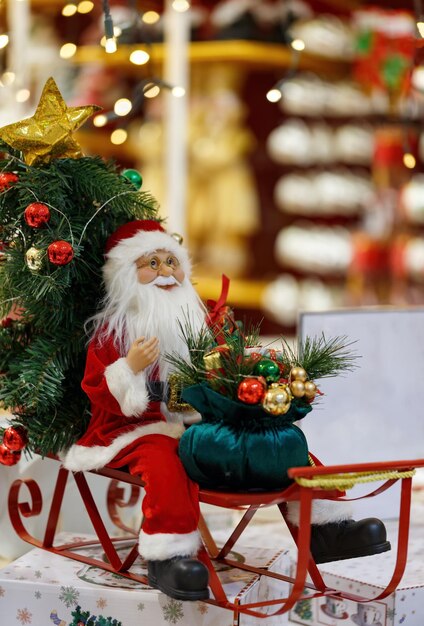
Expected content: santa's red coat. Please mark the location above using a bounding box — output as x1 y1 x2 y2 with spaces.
62 334 201 561
63 334 185 472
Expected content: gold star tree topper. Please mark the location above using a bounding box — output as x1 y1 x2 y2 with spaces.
0 77 101 166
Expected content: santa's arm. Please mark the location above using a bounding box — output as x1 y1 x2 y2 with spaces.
82 340 150 417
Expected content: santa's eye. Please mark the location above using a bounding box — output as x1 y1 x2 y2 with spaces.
166 255 179 268
149 257 160 269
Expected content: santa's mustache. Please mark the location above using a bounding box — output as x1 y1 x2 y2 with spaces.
149 275 181 287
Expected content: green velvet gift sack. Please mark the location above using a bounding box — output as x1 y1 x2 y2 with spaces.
179 383 311 490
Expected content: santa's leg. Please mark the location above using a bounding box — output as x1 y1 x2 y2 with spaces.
123 433 209 600
286 500 391 564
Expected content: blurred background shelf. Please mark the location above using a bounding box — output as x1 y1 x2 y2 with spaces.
193 275 268 310
71 41 350 78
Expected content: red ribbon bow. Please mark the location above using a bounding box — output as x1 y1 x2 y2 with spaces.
206 275 236 345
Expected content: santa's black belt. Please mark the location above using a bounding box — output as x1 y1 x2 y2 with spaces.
148 381 169 403
148 377 193 413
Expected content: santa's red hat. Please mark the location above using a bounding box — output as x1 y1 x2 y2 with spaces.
104 219 191 277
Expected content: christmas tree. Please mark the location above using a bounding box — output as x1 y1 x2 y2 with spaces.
0 77 158 459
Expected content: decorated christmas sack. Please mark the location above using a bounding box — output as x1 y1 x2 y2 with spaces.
168 298 357 490
0 77 158 463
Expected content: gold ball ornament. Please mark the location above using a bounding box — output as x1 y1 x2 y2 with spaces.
290 366 307 382
290 379 305 398
262 383 292 415
25 246 43 271
304 381 317 400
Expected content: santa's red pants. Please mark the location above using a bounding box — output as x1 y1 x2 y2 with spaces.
107 434 200 559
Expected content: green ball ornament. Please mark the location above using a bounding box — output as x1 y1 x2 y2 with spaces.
122 169 143 189
254 358 280 382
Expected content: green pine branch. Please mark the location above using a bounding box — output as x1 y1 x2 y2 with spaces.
280 334 359 380
166 317 358 402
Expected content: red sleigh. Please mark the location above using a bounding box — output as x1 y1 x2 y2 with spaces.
7 454 424 621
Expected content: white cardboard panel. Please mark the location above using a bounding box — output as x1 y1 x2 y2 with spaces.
299 308 424 520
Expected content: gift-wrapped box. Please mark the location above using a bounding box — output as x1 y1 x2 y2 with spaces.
0 533 292 626
289 520 424 626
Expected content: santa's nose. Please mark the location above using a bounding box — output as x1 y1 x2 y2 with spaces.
158 264 174 276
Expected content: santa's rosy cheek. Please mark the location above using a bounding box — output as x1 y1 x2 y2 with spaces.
174 267 185 283
136 268 156 284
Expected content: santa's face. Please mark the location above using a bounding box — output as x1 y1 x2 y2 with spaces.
135 248 185 290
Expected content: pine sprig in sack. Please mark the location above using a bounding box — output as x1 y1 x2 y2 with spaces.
280 334 359 381
167 315 358 401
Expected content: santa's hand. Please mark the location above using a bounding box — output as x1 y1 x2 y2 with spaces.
126 336 159 374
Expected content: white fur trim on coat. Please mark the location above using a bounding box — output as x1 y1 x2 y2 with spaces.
106 230 191 278
138 529 201 560
286 499 353 527
105 357 149 417
62 422 185 472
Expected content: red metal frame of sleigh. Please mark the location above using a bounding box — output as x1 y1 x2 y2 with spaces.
7 455 424 621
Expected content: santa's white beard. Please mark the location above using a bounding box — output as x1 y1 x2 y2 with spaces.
121 277 206 380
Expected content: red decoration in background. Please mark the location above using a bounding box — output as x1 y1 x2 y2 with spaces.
3 426 28 452
351 235 389 275
24 202 51 228
0 172 18 192
353 8 415 96
373 130 418 168
237 377 267 404
47 240 74 265
0 443 21 466
390 236 408 280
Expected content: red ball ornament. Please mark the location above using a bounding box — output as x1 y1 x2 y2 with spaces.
24 202 51 228
47 240 74 265
237 377 266 404
0 443 21 466
3 426 28 452
0 172 18 192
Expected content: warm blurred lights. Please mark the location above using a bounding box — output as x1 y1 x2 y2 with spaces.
142 11 160 24
93 114 108 127
172 0 190 12
62 3 77 17
266 88 282 103
16 89 30 103
60 43 77 59
110 129 128 145
129 50 150 65
403 153 416 169
101 28 120 50
2 72 15 86
291 38 305 51
114 98 132 116
105 38 117 54
417 21 424 37
144 84 160 98
172 86 186 97
412 66 424 91
0 34 9 49
77 1 94 13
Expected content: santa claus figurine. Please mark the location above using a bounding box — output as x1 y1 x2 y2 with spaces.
62 219 390 601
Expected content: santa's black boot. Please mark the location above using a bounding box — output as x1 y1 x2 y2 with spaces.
310 518 391 564
147 556 209 601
